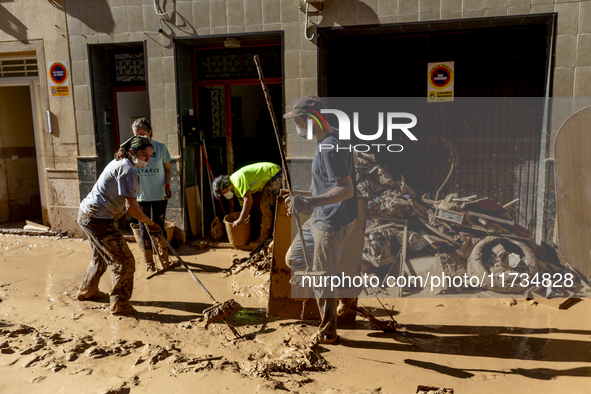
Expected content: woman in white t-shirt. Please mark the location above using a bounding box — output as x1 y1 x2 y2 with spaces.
131 118 173 272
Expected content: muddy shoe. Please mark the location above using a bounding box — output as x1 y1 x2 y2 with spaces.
146 262 156 273
311 331 340 346
168 261 181 269
160 258 180 270
158 261 181 271
337 298 355 317
111 305 138 316
76 290 96 301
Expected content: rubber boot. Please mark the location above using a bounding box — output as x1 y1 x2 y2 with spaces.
254 217 273 243
133 223 157 271
77 258 107 300
153 237 169 269
144 250 156 272
137 239 155 272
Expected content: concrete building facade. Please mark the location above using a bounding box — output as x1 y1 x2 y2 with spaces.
2 0 590 242
0 0 79 233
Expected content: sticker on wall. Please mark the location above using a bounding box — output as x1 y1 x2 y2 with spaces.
47 62 70 97
427 61 454 102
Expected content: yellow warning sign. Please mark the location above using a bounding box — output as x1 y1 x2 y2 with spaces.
51 86 70 97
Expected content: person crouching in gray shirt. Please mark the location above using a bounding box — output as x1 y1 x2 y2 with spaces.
76 135 164 316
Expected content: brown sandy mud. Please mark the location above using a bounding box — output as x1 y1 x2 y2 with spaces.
0 234 590 393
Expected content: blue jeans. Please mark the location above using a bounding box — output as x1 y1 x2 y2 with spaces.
285 219 354 338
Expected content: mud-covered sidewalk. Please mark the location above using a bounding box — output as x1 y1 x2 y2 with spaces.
0 233 590 394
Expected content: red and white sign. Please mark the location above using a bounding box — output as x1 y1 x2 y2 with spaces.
428 61 454 102
47 61 70 97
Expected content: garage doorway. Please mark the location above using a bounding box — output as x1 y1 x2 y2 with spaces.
0 76 44 225
318 14 555 236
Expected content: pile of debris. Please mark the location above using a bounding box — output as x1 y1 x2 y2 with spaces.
240 344 331 378
356 151 590 298
0 220 68 238
239 323 332 379
416 386 454 394
228 239 274 275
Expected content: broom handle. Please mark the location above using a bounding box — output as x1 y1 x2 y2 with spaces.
201 145 217 216
253 55 311 271
148 224 218 304
200 129 226 217
253 55 292 192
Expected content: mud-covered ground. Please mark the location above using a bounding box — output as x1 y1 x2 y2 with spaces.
0 233 590 393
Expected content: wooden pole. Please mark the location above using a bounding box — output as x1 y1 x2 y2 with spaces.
397 220 408 298
253 55 312 272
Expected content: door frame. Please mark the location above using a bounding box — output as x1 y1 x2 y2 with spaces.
194 78 281 175
0 76 47 223
194 79 282 238
111 85 148 146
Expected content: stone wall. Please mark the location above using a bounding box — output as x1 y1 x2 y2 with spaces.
57 0 591 242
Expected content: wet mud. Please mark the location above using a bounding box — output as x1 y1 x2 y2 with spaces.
1 233 590 393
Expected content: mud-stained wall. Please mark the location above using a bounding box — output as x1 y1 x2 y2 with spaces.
0 0 579 239
0 86 41 223
0 0 80 233
0 0 78 168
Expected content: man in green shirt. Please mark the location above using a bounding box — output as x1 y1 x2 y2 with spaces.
213 162 284 242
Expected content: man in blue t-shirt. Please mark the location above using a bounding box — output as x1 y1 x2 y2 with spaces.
283 96 359 345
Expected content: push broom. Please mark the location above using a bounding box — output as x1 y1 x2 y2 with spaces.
145 232 241 333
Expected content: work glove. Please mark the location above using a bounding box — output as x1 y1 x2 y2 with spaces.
165 184 172 199
147 222 163 236
285 195 313 217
